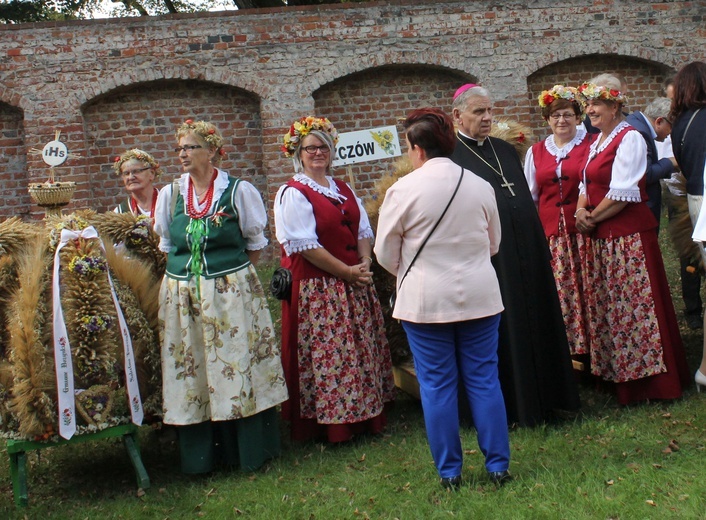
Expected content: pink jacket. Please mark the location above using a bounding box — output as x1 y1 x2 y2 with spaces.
374 157 504 323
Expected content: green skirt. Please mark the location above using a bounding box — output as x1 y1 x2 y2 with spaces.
177 407 280 474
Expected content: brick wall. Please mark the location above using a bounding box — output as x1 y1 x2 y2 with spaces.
0 0 704 253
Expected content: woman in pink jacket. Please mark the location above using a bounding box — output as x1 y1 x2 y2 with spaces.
375 108 510 490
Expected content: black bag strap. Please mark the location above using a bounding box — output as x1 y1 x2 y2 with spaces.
681 108 701 147
396 166 465 292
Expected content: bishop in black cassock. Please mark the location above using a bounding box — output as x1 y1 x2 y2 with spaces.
450 85 580 427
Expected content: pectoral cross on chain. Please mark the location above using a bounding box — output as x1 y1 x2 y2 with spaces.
499 176 516 196
457 135 516 197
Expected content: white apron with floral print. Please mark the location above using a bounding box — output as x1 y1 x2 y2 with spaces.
159 266 288 425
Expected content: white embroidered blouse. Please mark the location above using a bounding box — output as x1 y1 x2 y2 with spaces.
578 121 648 202
274 174 375 257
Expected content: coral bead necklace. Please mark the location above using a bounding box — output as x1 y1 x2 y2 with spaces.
129 188 159 219
186 169 218 219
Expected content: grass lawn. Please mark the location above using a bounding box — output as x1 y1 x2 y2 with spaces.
1 221 705 519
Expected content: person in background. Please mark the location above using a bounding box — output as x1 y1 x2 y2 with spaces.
274 116 395 444
625 97 679 226
154 119 288 474
574 76 689 403
450 83 580 427
375 108 511 489
113 148 162 219
524 85 592 361
661 75 703 330
669 61 706 388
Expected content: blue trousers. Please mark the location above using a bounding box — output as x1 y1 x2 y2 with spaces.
402 315 510 478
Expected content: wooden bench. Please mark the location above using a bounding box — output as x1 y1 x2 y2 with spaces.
6 423 150 507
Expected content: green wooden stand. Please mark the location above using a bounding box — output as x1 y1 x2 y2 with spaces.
6 423 150 507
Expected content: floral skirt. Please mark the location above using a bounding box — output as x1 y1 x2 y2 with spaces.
159 266 288 425
283 276 395 431
582 232 666 383
548 230 589 356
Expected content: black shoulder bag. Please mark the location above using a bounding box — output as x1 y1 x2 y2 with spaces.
389 166 465 310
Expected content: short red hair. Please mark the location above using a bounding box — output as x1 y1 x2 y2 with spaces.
403 108 456 158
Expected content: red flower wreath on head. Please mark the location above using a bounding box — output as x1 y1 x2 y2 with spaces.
609 89 620 98
208 129 215 135
542 94 555 106
185 119 193 125
114 156 121 162
518 132 526 143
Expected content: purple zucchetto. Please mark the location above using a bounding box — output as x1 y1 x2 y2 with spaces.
453 83 480 100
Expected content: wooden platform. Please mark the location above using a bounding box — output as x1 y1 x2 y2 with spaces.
394 359 584 401
392 362 420 400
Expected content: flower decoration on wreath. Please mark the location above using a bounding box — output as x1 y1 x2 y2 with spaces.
538 85 584 112
577 83 627 105
281 116 339 158
112 149 163 178
177 119 224 152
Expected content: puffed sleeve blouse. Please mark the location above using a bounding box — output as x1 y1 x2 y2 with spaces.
154 169 268 253
578 123 647 202
274 173 374 257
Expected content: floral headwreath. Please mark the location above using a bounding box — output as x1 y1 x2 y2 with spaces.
177 119 226 157
281 116 339 158
577 83 628 105
538 85 583 111
113 148 163 178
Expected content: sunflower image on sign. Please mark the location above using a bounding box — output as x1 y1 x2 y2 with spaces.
370 130 396 155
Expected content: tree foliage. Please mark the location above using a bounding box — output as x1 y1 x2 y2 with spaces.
0 0 367 23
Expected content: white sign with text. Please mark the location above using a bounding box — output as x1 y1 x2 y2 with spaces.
332 126 402 167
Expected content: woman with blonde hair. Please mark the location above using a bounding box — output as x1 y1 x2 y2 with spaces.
575 76 689 403
154 119 287 474
274 116 395 444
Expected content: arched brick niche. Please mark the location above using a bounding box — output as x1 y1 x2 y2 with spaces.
0 103 29 220
81 80 263 213
313 65 472 203
526 55 674 142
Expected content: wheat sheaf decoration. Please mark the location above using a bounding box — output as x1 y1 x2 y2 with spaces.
1 212 162 440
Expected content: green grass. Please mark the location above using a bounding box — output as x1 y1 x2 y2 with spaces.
1 228 705 519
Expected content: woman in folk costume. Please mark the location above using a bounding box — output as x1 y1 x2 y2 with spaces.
523 85 592 359
113 148 162 219
274 116 395 443
153 119 287 474
574 76 689 403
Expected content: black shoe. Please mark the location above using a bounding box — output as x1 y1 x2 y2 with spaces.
440 475 462 490
686 314 703 330
488 470 512 487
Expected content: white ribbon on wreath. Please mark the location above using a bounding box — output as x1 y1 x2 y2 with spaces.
53 226 144 439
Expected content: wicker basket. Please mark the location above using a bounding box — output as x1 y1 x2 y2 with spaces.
28 182 76 207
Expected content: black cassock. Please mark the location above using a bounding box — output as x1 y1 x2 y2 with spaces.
451 133 580 427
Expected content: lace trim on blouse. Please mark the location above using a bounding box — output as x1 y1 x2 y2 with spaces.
545 127 588 163
589 121 630 157
284 238 322 256
606 188 641 202
293 173 347 203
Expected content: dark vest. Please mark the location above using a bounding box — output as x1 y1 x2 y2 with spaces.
165 177 250 280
